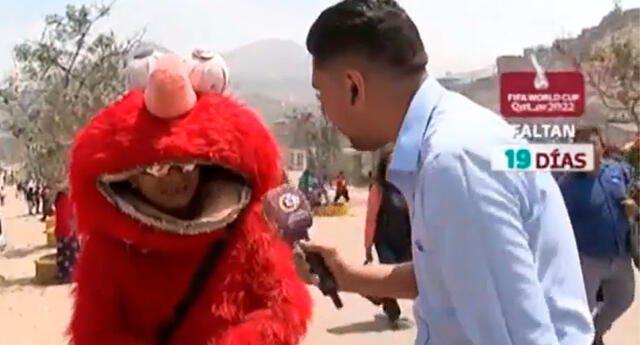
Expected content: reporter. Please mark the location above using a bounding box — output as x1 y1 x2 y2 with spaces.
301 1 594 344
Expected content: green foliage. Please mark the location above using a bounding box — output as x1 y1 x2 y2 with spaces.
0 3 142 185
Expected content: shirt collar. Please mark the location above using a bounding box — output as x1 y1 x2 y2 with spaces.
389 76 445 173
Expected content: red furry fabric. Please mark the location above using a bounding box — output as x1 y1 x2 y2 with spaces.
67 91 312 345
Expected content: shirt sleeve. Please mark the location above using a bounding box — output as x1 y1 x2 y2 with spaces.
603 164 629 202
364 184 382 249
419 151 560 345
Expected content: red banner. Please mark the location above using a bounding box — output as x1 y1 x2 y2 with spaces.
500 71 585 118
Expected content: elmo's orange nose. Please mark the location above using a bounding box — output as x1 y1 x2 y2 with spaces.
144 54 196 119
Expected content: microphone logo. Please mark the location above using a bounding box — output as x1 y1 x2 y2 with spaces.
279 193 300 212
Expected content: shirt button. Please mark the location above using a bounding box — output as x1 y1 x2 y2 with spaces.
415 240 424 252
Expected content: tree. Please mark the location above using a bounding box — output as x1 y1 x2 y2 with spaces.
0 3 143 185
554 7 640 129
584 35 640 127
283 108 344 174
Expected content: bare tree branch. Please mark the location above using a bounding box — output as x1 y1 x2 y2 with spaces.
630 98 640 125
554 25 639 129
1 3 143 183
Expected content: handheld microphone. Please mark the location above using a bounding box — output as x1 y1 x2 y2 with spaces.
262 184 343 309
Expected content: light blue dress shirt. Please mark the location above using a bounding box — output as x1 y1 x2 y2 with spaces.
388 77 594 345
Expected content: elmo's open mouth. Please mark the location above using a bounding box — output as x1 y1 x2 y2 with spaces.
97 162 252 235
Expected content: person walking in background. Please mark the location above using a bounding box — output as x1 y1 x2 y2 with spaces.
363 151 412 326
34 184 42 214
0 183 5 207
312 174 330 206
559 127 638 345
26 183 36 215
0 210 6 253
40 185 54 222
15 181 23 199
299 169 324 207
298 169 313 195
53 187 79 283
333 171 350 203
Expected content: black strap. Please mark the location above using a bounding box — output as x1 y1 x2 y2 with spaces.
156 240 226 345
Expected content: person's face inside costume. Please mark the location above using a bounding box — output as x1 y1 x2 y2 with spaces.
129 165 201 216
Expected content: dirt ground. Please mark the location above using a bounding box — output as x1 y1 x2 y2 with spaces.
0 186 638 345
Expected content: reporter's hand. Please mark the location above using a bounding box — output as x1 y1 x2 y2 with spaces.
292 245 319 286
298 240 354 291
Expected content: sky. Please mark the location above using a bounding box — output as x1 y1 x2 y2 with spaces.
1 0 639 78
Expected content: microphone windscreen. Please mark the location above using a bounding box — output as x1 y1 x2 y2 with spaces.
262 185 313 246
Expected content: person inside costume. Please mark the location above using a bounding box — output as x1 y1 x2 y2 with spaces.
67 49 312 345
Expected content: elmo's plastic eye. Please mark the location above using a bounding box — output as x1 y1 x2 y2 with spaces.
189 48 230 94
127 49 162 91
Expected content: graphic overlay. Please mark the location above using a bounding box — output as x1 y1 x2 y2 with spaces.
511 123 575 142
492 144 594 171
500 72 585 118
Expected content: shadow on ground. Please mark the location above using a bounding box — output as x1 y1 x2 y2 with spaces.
327 314 413 335
0 276 35 288
8 213 40 220
1 244 51 259
0 275 67 291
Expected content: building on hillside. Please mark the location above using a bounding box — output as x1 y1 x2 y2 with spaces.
285 149 307 171
272 118 308 171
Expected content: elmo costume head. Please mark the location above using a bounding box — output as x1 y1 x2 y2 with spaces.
70 50 281 252
68 49 311 345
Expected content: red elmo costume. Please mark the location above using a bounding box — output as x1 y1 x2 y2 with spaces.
67 51 312 345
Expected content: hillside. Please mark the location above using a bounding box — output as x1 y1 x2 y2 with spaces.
224 39 314 103
223 39 314 124
453 7 639 136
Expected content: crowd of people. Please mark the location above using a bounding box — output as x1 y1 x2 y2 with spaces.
0 170 80 283
297 169 352 207
14 180 54 219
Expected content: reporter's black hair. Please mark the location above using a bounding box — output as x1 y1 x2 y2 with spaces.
306 0 428 75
